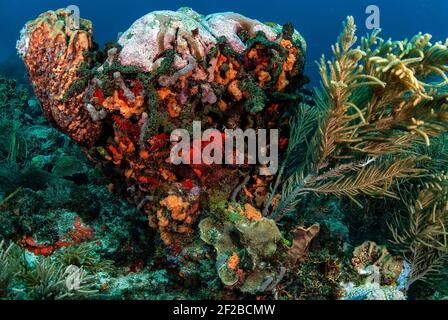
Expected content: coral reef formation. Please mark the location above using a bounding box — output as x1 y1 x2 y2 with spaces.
18 8 306 252
0 240 98 300
3 7 448 300
199 204 283 293
351 241 403 285
388 173 448 294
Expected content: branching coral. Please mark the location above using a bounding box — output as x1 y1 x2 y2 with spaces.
0 240 18 298
21 260 98 300
270 17 448 220
1 241 99 300
0 77 29 164
388 173 448 293
55 243 115 275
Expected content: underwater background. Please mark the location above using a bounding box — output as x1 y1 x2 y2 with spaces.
0 0 448 300
2 0 448 84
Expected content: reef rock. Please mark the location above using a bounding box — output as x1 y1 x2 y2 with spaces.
351 241 404 285
117 8 217 72
199 203 283 292
18 7 307 251
341 282 406 300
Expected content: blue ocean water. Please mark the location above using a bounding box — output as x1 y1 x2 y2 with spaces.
1 0 448 84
